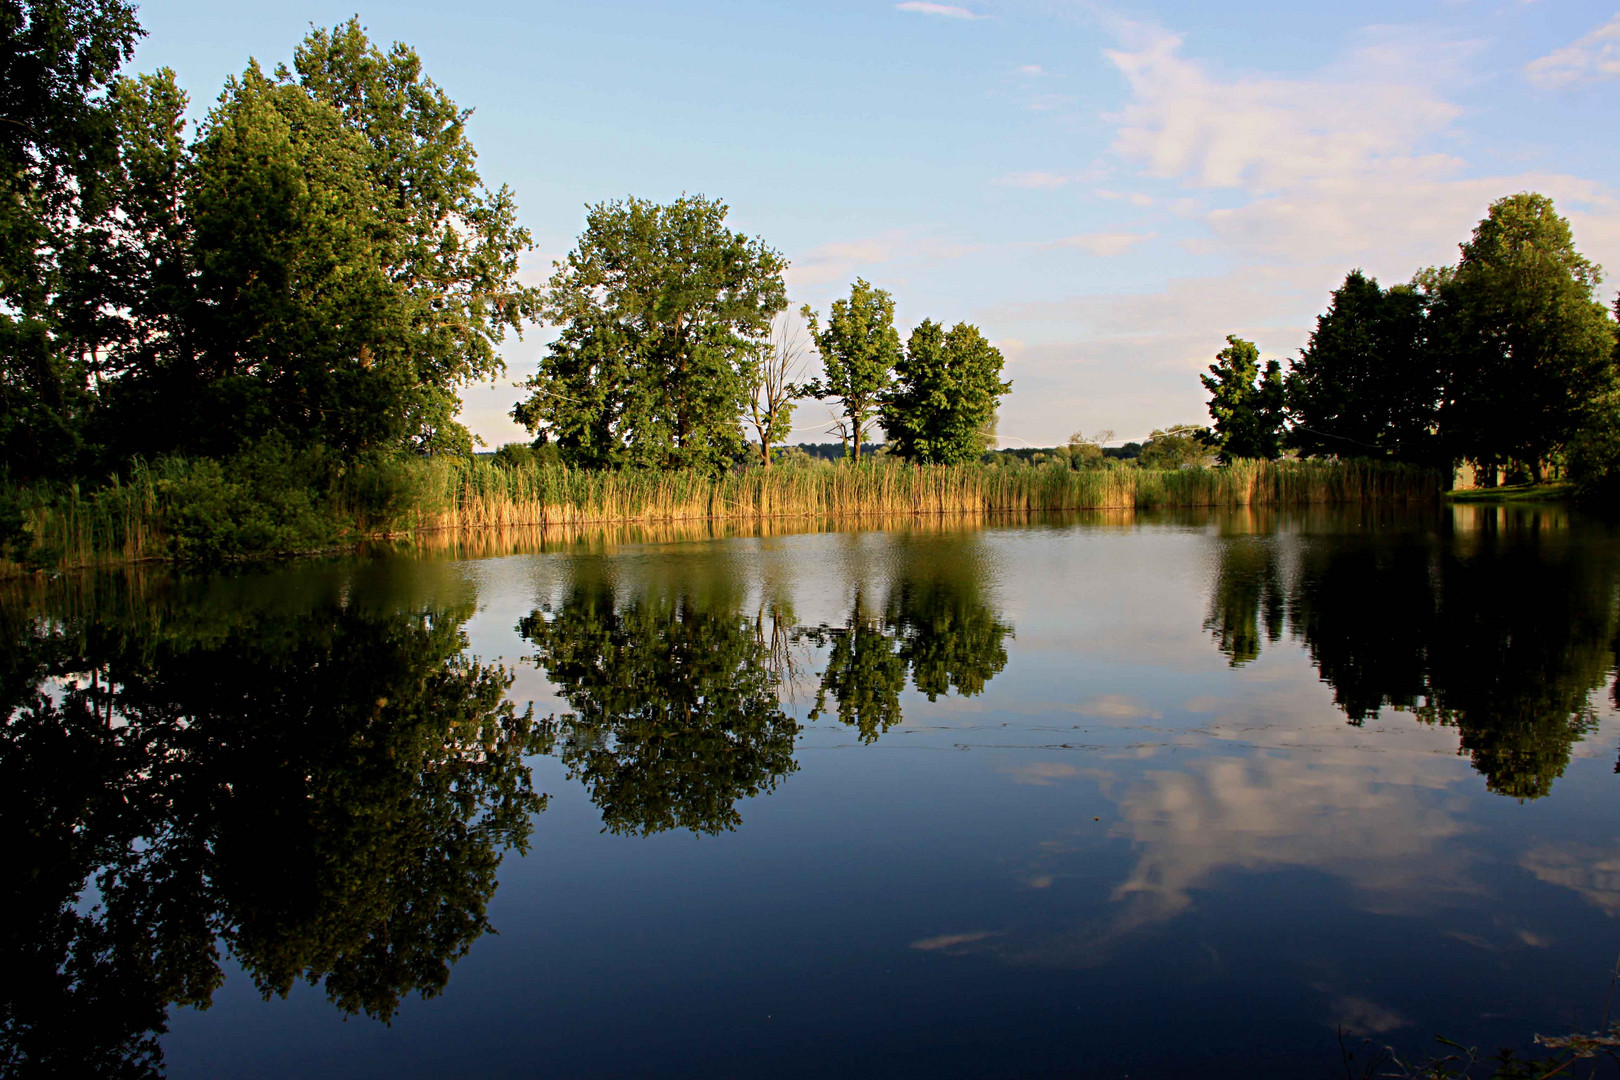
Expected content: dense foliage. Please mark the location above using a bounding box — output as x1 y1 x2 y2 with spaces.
801 278 902 463
1286 271 1438 462
881 319 1010 465
0 0 143 479
1212 193 1620 492
1430 193 1617 481
513 195 788 471
1 6 537 482
1202 336 1285 463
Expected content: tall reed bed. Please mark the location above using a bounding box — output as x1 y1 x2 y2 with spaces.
1 457 1448 576
420 457 1447 531
6 464 168 569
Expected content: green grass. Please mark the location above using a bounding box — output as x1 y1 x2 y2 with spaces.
1445 481 1571 503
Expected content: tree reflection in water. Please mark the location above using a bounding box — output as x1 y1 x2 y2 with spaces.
522 538 1015 831
801 542 1013 742
0 570 548 1078
1203 505 1620 798
520 580 799 836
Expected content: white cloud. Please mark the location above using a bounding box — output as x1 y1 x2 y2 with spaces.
1105 23 1464 195
895 2 987 19
1023 92 1078 112
1095 189 1155 207
1104 752 1474 930
1092 20 1620 276
1003 762 1082 786
1040 231 1155 256
1017 63 1047 76
1525 14 1620 87
974 18 1620 446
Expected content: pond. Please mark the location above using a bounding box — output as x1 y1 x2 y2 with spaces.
7 504 1620 1078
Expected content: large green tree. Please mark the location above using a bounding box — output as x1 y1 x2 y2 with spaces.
4 16 539 471
1285 270 1440 462
1429 193 1617 481
0 0 143 480
1201 335 1285 462
801 278 901 462
513 195 788 471
881 318 1010 465
99 22 537 460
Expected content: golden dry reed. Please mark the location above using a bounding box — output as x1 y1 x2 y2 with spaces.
3 457 1448 575
418 457 1447 531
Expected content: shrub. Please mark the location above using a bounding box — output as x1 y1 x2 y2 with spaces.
155 439 343 561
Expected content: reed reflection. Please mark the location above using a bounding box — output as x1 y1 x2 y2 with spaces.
1203 506 1620 798
0 570 546 1079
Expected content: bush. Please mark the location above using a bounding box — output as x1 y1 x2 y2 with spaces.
155 439 344 561
1567 405 1620 506
492 442 537 470
343 453 435 533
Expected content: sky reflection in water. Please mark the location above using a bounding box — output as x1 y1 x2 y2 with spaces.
7 504 1620 1078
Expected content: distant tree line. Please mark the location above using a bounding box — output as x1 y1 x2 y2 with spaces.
1198 193 1620 491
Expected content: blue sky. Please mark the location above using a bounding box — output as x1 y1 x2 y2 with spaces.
128 0 1620 447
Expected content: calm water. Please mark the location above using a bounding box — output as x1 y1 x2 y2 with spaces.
8 505 1620 1078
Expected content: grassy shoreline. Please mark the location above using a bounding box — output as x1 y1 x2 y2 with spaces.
1444 481 1572 503
1 457 1449 577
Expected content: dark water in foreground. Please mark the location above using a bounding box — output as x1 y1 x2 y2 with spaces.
8 505 1620 1078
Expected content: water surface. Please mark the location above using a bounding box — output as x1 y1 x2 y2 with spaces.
8 505 1620 1078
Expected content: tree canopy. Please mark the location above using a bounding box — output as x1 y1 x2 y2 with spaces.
1285 270 1438 462
514 194 788 471
1201 335 1285 463
1429 193 1616 480
882 319 1010 465
801 278 901 463
2 13 539 478
0 0 143 478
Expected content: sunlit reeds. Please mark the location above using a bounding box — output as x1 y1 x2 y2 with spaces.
1 457 1448 575
416 457 1446 531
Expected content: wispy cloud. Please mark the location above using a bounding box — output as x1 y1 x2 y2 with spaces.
895 1 987 19
1521 844 1620 914
1525 14 1620 87
1040 231 1156 256
1016 63 1047 76
786 230 977 288
974 16 1620 443
1003 762 1081 786
1106 22 1465 195
994 170 1082 189
910 930 1000 950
